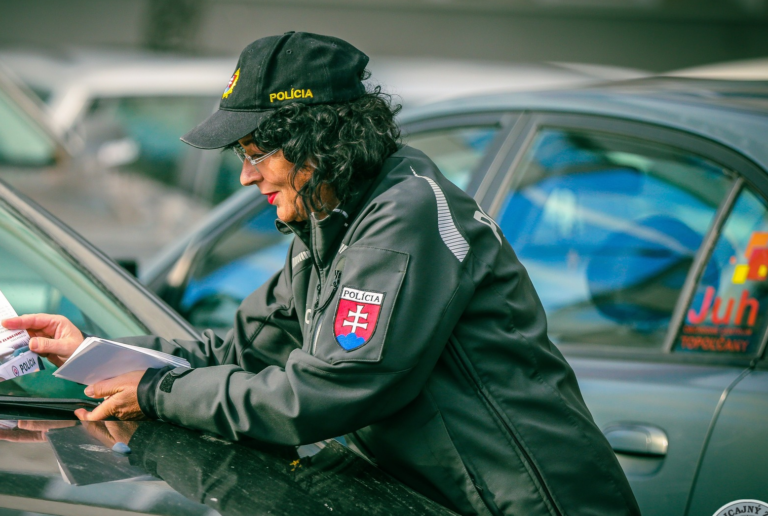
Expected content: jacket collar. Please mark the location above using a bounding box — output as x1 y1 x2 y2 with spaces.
275 181 370 269
274 155 397 269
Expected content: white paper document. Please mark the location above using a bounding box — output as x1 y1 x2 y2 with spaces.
53 337 190 385
0 289 30 358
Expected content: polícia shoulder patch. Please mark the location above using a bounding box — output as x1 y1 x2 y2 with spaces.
333 286 385 351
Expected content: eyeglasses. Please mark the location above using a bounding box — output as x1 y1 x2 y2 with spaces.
233 146 279 166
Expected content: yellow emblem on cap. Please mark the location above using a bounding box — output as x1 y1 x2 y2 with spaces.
222 68 240 99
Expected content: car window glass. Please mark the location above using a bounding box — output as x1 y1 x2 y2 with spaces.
210 149 246 205
497 128 733 349
180 205 292 333
85 96 217 196
0 200 146 398
404 126 499 190
0 87 57 167
674 185 768 355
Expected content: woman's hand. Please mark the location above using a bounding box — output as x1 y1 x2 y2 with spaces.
76 370 147 421
1 314 84 367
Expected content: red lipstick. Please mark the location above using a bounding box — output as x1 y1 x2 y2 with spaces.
267 192 278 205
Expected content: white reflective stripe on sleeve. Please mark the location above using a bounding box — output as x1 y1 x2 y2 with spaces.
411 166 469 262
292 251 311 268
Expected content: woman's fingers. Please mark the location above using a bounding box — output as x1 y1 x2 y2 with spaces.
75 404 113 421
2 314 85 366
78 371 146 421
1 314 57 333
85 375 131 399
29 337 59 355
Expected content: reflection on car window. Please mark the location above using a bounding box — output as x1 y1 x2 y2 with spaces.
497 128 733 348
0 199 146 398
180 205 292 333
85 96 217 195
0 87 56 167
210 149 247 205
405 126 498 190
674 186 768 355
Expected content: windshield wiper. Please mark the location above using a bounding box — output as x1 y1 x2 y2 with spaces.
0 396 99 412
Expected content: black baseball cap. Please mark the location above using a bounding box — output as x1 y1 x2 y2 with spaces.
181 31 369 149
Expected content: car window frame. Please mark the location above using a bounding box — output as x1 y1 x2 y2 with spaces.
0 70 68 167
0 180 199 341
400 111 518 198
479 111 768 366
159 192 274 312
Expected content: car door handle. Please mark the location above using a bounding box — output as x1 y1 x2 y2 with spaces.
603 424 668 457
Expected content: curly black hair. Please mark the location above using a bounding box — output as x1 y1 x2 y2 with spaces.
236 82 401 215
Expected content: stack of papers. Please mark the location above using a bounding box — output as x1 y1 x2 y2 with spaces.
53 337 190 385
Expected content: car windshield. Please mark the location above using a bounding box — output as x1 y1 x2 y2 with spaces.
0 197 146 399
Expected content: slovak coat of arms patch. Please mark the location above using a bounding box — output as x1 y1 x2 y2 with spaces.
333 286 385 351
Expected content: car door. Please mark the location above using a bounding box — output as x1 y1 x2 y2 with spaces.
681 182 768 515
171 202 293 334
478 112 762 516
0 182 198 400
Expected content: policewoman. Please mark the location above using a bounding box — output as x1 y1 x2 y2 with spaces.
4 33 640 516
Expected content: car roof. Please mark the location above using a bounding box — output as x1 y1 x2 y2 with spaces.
367 57 647 107
400 77 768 171
0 48 237 132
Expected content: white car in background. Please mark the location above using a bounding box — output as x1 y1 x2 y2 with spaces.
0 47 647 207
0 63 209 271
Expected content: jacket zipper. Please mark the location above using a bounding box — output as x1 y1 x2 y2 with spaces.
311 314 324 355
447 338 562 516
309 269 342 355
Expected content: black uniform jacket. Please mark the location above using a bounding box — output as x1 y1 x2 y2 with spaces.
127 146 640 516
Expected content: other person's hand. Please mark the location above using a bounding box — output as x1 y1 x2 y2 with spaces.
1 314 84 367
76 370 147 421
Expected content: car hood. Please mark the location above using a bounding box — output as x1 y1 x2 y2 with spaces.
0 420 455 516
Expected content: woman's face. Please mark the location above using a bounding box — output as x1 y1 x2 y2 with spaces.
237 136 311 223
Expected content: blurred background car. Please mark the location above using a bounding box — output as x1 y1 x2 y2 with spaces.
0 47 646 207
142 76 768 516
0 63 210 271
